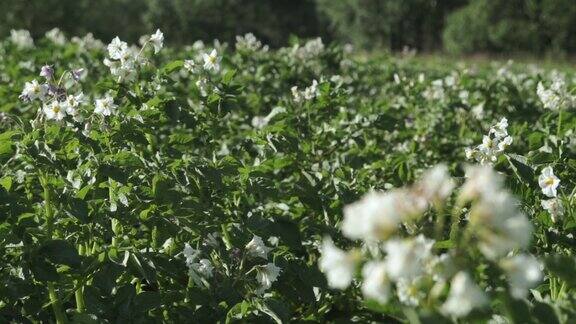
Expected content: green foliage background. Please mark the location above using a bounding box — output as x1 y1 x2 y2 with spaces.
3 0 576 54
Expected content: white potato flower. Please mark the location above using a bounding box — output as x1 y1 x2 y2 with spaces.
203 49 221 72
10 29 34 49
383 234 434 281
396 278 424 306
43 101 67 121
341 191 402 241
94 94 118 116
255 263 281 294
245 235 272 260
538 166 560 198
541 198 564 223
45 28 66 45
319 238 359 289
21 79 47 101
361 261 391 304
415 164 455 205
191 259 214 278
107 37 129 60
459 165 503 202
442 272 487 318
500 254 542 299
149 29 164 54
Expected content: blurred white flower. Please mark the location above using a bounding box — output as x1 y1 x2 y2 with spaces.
245 235 272 260
255 263 281 294
384 235 434 281
10 29 34 49
341 191 402 241
149 29 164 54
191 259 214 278
361 261 391 303
319 238 359 289
539 166 560 198
45 28 66 45
184 59 197 73
500 254 542 299
396 278 424 306
459 165 503 202
541 198 564 223
442 272 487 318
415 164 455 205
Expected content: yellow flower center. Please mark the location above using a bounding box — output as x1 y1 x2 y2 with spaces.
545 178 555 186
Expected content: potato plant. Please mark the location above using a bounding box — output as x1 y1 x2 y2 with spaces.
0 29 575 323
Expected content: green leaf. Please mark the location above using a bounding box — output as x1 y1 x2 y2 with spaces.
39 240 81 268
0 176 12 191
162 60 184 74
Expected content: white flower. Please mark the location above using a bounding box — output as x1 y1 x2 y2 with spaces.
541 198 564 223
466 118 512 165
245 235 272 260
538 166 560 198
202 49 220 72
341 191 402 241
291 86 302 102
537 80 563 110
361 261 391 303
383 235 434 281
184 59 197 73
500 254 542 299
94 94 117 116
10 29 34 49
45 28 66 45
319 238 358 289
63 93 85 121
416 164 455 205
255 263 281 294
43 101 67 121
21 79 47 101
303 80 319 100
459 165 503 202
196 78 208 97
183 243 200 266
442 272 487 318
149 29 164 54
107 37 128 60
396 278 424 306
191 259 214 278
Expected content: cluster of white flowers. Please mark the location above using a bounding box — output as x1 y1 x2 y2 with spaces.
291 80 319 103
10 29 34 49
183 243 214 287
245 235 282 295
104 29 163 82
182 48 222 97
465 117 513 164
235 33 268 52
463 166 533 260
537 76 574 110
320 164 541 319
71 33 105 51
538 166 563 222
45 28 66 46
292 37 324 60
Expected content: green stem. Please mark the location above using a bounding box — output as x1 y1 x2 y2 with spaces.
75 245 86 313
40 174 68 323
557 109 563 138
48 282 67 324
